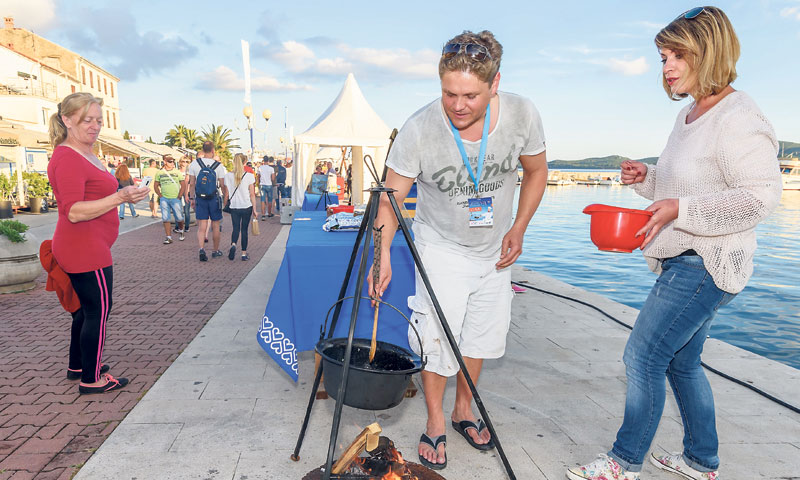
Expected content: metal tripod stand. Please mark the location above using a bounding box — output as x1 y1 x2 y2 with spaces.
290 160 517 480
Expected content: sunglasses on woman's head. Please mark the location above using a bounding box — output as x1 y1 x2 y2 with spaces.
678 6 705 20
441 42 492 62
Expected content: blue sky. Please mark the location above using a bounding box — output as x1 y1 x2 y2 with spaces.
6 0 800 160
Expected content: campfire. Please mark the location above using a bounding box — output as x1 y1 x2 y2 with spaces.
302 423 446 480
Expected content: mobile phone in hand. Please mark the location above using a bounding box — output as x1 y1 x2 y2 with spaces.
139 176 153 189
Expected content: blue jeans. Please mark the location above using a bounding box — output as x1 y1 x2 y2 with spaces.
119 202 136 218
259 185 274 204
182 198 191 230
160 197 184 223
609 253 735 473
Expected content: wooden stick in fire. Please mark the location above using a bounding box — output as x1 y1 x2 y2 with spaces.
370 226 384 362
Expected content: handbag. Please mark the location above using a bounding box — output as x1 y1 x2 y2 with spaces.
223 174 243 214
251 212 260 236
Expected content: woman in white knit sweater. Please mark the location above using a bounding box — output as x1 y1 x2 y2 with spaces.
569 7 782 480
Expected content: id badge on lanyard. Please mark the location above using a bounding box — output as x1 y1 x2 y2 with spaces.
450 103 493 227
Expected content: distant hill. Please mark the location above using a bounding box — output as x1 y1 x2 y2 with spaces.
779 141 800 158
549 140 799 169
548 155 657 170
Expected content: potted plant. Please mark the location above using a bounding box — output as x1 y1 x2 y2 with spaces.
0 219 39 293
0 173 13 219
23 172 51 214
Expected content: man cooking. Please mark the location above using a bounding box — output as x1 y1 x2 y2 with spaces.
368 30 548 470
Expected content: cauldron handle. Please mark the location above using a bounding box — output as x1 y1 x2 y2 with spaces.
321 295 426 367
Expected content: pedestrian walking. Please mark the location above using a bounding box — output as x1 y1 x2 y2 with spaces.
47 92 148 394
114 163 138 219
258 155 276 219
274 158 287 212
179 156 192 232
154 155 186 243
224 153 258 261
187 141 228 261
568 7 783 480
141 158 159 218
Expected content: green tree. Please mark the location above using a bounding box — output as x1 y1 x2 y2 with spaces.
123 130 130 140
201 124 239 152
146 136 155 144
164 125 201 150
201 124 239 170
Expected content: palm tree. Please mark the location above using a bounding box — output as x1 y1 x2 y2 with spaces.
164 125 202 150
201 124 240 153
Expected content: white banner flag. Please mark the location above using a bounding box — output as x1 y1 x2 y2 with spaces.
241 39 251 104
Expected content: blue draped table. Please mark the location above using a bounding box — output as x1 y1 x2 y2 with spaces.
257 211 415 380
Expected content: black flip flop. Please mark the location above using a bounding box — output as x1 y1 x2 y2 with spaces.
418 433 447 470
451 419 495 451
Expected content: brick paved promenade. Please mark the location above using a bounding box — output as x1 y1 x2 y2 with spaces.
0 217 283 479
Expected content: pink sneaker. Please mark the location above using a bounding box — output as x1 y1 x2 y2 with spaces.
566 454 639 480
649 452 718 480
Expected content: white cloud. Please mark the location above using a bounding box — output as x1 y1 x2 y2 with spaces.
272 41 318 73
538 47 649 76
339 46 439 78
52 6 197 80
196 65 312 92
266 40 437 80
633 20 665 32
566 45 639 55
3 0 57 30
781 6 800 20
607 56 650 76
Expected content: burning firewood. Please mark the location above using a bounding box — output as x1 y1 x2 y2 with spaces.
303 426 448 480
331 423 382 474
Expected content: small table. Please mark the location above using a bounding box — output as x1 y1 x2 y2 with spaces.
258 211 415 381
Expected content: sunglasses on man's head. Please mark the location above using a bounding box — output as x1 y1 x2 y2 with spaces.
678 6 705 20
441 42 492 62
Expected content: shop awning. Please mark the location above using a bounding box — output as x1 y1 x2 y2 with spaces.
96 136 156 159
0 127 52 151
128 140 188 159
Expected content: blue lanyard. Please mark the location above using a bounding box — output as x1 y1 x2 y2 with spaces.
449 103 490 195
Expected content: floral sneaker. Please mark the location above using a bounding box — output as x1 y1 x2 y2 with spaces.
567 454 639 480
649 452 718 480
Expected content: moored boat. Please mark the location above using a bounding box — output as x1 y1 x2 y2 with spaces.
780 157 800 191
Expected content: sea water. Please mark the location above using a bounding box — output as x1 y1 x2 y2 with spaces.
515 185 800 370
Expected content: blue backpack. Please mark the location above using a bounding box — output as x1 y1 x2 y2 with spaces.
195 159 220 199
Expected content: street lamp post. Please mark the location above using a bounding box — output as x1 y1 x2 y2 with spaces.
242 106 271 160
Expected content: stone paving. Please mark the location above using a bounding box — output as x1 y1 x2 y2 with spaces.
0 214 283 480
73 226 800 480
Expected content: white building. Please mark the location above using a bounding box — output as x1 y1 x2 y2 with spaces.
0 16 124 196
0 17 122 137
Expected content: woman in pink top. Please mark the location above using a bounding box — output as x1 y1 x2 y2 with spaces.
47 92 148 394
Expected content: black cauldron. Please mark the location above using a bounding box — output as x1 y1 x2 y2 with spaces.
316 297 425 411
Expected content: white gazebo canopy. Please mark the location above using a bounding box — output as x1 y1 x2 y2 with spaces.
292 73 392 206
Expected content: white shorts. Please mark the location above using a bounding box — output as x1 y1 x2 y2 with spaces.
407 241 513 377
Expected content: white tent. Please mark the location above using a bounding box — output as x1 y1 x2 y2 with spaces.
292 73 392 206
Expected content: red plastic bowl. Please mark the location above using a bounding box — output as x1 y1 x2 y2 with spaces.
328 205 355 215
582 204 653 253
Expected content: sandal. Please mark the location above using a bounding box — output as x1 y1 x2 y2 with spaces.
418 433 446 470
67 364 110 380
79 374 129 394
451 419 495 451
